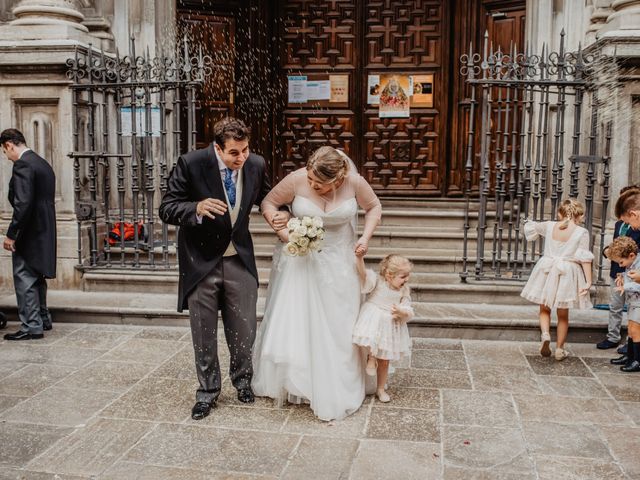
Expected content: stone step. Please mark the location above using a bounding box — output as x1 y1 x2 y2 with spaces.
0 290 609 343
81 268 530 305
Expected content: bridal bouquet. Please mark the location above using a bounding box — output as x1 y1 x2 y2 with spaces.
285 216 325 256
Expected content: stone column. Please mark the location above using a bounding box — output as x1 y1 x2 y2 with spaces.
82 0 115 51
586 0 613 45
10 0 88 32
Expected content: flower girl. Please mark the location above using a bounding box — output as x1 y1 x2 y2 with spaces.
353 253 414 402
520 199 594 361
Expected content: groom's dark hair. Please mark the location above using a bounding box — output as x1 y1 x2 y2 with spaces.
213 117 250 150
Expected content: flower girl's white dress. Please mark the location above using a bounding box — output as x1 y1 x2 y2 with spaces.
520 221 594 309
352 270 413 360
252 167 381 421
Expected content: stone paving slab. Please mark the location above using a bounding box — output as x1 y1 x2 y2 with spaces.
0 321 638 479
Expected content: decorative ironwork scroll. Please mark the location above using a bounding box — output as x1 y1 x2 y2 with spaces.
67 36 212 269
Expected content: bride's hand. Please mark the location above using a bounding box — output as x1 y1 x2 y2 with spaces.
354 237 368 256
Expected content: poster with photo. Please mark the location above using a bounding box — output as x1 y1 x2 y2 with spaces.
412 74 434 107
379 74 410 118
367 75 381 104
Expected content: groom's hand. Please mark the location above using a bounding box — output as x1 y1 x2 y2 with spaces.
197 198 227 220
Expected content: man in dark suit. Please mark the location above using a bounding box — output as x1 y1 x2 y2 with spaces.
1 128 56 340
160 117 283 420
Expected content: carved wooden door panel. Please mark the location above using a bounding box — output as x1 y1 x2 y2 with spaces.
362 0 449 195
275 0 449 196
275 0 358 180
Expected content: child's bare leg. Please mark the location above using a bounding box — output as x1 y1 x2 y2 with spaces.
556 308 569 349
539 305 551 333
376 359 391 402
539 305 552 357
366 351 377 376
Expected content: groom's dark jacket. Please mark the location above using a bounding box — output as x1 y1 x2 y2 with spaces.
159 144 271 311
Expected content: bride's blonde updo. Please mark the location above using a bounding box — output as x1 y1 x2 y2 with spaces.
306 146 350 184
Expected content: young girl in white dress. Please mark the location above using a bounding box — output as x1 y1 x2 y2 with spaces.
521 199 594 361
352 253 414 402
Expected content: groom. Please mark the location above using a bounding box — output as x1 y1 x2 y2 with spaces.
160 117 275 420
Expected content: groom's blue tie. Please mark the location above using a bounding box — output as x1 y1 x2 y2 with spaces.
224 168 236 208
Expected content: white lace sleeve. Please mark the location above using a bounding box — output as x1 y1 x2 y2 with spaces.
362 269 378 294
573 230 594 263
523 221 549 241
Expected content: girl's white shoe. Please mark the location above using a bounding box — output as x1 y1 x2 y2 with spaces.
376 389 391 403
540 331 551 357
555 347 569 361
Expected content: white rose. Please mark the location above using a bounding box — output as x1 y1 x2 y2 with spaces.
289 232 301 243
285 242 299 256
309 239 319 250
317 230 325 240
298 245 309 256
312 217 323 228
287 218 301 231
297 236 310 248
307 226 318 238
302 216 313 227
295 225 308 236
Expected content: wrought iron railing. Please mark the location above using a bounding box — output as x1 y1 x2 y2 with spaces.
67 37 212 269
459 31 612 283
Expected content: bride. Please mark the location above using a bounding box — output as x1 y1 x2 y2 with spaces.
252 146 382 421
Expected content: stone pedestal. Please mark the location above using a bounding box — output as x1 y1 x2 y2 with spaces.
0 1 105 291
599 0 640 36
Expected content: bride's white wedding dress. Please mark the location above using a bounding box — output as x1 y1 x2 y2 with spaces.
252 167 381 421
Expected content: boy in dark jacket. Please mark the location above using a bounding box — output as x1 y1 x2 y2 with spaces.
597 185 640 351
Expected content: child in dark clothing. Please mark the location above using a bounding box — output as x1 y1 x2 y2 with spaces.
597 185 640 352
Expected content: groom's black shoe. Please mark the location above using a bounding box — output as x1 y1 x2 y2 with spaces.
4 331 43 341
191 401 214 420
237 387 255 403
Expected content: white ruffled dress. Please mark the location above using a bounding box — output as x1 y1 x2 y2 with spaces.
520 221 594 310
352 270 414 360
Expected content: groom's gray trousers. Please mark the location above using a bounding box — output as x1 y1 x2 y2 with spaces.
187 255 257 404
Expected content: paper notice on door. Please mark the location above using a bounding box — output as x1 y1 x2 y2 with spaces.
329 75 349 103
306 80 331 101
367 75 381 105
411 74 434 107
379 74 410 118
288 75 308 103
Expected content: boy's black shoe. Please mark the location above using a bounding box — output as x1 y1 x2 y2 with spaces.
596 339 619 349
611 355 629 365
621 360 640 372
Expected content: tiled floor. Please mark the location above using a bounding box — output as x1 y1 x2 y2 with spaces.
0 322 638 479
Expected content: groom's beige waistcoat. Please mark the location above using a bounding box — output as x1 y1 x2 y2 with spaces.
222 167 243 257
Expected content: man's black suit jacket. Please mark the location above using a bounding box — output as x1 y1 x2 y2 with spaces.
159 144 271 312
7 150 57 278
